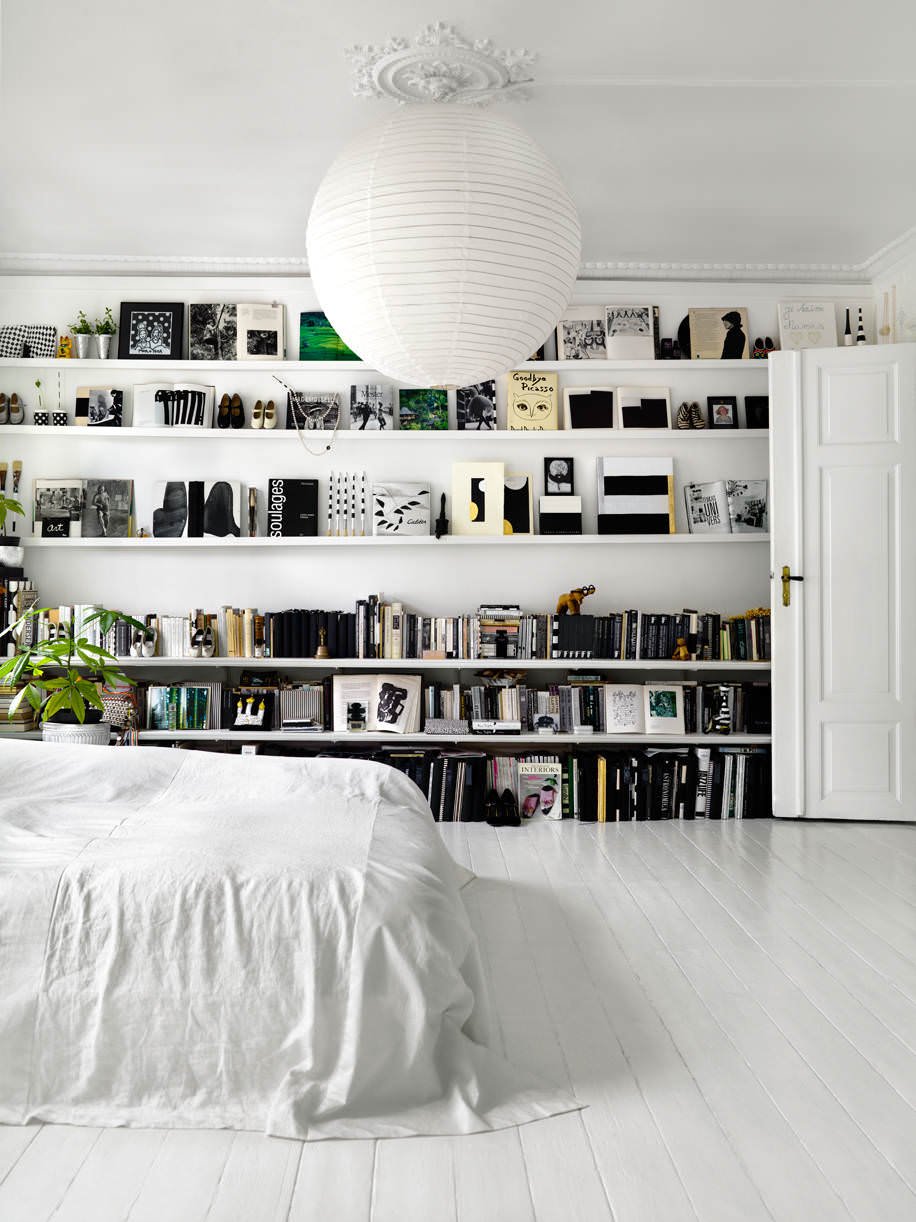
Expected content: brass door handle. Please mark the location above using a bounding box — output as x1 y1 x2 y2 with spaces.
781 565 804 606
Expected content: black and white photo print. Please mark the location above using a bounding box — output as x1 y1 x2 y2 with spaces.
80 479 133 538
556 308 608 360
605 305 657 359
544 457 574 495
118 303 184 360
350 384 394 431
456 381 497 430
87 388 123 427
33 478 84 538
189 304 237 361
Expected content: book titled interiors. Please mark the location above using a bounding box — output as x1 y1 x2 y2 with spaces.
267 478 319 537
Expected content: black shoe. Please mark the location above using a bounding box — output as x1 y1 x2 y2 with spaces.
500 788 521 827
230 393 245 429
216 393 231 429
485 788 502 827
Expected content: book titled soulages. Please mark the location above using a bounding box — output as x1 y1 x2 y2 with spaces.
267 478 319 537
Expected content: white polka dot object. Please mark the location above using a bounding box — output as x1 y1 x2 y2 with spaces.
306 105 581 387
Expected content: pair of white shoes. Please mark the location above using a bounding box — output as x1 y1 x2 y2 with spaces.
251 399 277 429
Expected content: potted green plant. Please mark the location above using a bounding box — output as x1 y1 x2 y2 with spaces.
0 605 144 744
94 306 117 359
70 310 95 359
0 491 25 568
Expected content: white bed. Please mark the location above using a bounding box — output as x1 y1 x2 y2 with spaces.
0 741 576 1140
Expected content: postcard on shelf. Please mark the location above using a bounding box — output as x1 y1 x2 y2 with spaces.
503 474 533 534
152 480 242 539
456 381 496 430
267 478 319 537
189 304 237 360
538 494 582 535
350 383 394 431
687 307 749 359
237 303 285 361
507 369 558 431
644 683 686 735
605 305 660 360
684 480 731 534
727 479 768 533
563 386 614 429
555 308 608 360
616 385 671 429
33 478 83 538
372 482 431 535
777 302 838 351
75 387 123 427
603 684 645 734
451 461 505 535
398 388 448 430
133 383 215 428
286 391 341 430
597 456 675 535
299 310 360 361
80 479 134 539
544 456 574 495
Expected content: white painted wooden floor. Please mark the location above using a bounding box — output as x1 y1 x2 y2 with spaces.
2 818 916 1222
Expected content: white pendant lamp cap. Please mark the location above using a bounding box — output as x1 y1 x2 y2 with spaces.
306 105 581 387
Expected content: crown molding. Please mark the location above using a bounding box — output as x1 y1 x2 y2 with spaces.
861 223 916 280
577 260 870 283
0 253 312 277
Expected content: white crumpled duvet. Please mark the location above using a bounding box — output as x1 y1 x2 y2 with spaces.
0 741 577 1139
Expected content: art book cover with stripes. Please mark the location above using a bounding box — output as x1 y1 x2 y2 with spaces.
597 456 675 534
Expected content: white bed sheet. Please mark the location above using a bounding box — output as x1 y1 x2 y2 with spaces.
0 741 578 1139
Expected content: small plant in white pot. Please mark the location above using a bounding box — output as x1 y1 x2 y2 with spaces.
94 306 117 359
0 492 25 568
70 310 95 359
0 605 144 744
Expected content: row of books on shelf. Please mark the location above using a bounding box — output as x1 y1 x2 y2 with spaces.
42 601 771 663
29 462 768 541
257 744 772 823
140 676 770 738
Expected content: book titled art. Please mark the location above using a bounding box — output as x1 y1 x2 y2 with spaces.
507 370 558 431
597 456 675 534
372 482 431 535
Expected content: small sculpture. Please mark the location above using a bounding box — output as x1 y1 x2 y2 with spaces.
56 335 73 359
314 626 330 659
435 492 449 539
672 637 690 661
556 584 595 615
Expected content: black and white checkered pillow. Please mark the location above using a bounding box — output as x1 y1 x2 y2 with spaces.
0 324 58 359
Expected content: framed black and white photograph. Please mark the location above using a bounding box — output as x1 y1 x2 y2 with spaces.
118 302 184 360
555 307 608 361
616 385 671 429
189 304 237 361
80 479 133 539
707 395 739 429
544 457 574 495
456 381 496 430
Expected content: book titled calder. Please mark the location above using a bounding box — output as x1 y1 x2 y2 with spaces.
268 478 318 537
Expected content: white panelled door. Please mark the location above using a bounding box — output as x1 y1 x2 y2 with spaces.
771 343 916 820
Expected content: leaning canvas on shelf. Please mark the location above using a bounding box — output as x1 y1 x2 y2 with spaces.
777 301 837 350
616 385 671 429
597 456 675 535
503 474 533 535
451 462 505 536
563 386 614 429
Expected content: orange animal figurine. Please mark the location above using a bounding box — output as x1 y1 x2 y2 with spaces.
556 584 596 615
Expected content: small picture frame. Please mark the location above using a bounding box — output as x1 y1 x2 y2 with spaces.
616 386 671 429
744 395 770 429
707 395 739 429
544 457 575 495
118 302 184 360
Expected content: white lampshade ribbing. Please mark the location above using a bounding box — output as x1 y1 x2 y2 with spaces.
306 106 581 386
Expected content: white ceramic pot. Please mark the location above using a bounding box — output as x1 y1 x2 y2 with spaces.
74 333 94 359
41 720 111 746
96 334 112 359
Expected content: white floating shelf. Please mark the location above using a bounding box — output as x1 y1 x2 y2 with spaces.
134 729 772 745
111 657 770 672
9 425 768 441
24 534 770 549
0 357 771 373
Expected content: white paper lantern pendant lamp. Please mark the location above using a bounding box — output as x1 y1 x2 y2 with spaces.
306 24 582 387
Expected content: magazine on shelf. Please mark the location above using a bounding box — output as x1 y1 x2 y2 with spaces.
517 758 563 819
332 673 422 734
684 481 731 534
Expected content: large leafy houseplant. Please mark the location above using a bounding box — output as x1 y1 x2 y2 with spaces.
0 606 144 725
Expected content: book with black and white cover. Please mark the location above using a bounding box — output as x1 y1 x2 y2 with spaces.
188 304 237 360
80 479 134 539
267 478 319 537
75 386 124 427
605 305 660 359
538 494 582 535
152 481 242 538
286 391 341 430
603 684 645 734
456 381 496 430
684 481 731 534
726 479 768 533
133 383 215 428
32 478 83 538
372 482 430 535
350 384 394 431
331 673 422 734
597 456 675 534
237 302 285 360
503 475 533 534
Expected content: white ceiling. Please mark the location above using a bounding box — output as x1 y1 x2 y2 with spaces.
2 0 914 271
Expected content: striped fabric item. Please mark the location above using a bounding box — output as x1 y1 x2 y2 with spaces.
597 457 675 534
